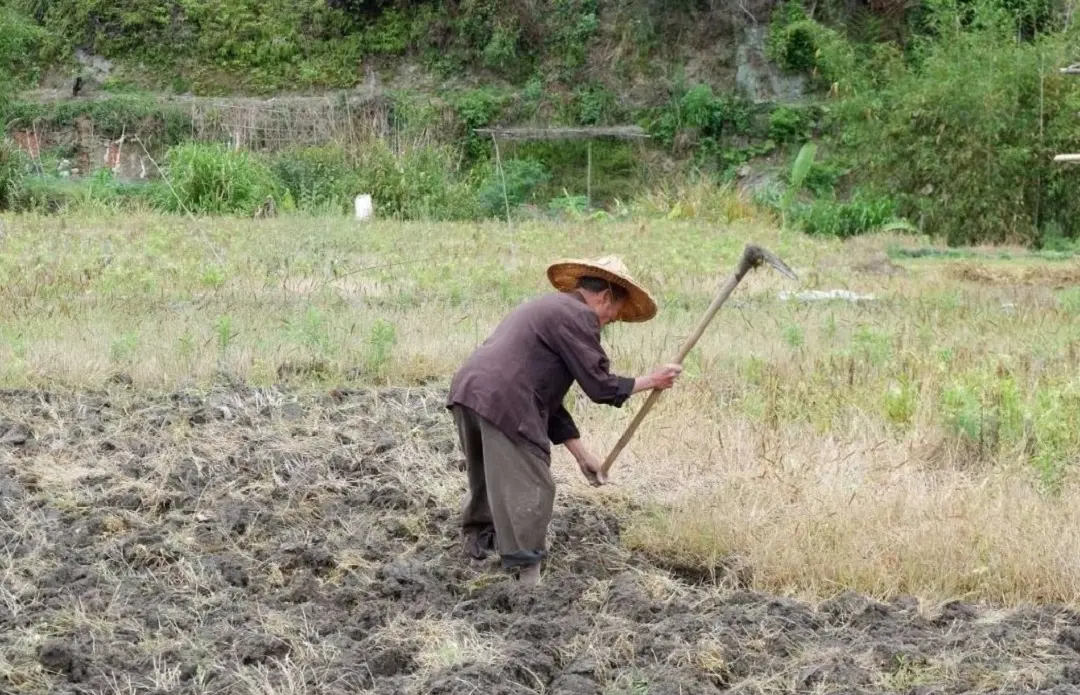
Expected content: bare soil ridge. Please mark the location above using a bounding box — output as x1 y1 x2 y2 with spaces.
1 386 1079 694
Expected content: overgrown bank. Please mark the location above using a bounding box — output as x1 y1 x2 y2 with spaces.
3 0 1080 243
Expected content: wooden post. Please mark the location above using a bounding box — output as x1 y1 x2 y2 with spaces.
1055 62 1080 163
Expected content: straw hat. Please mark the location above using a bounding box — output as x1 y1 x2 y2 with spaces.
546 255 657 323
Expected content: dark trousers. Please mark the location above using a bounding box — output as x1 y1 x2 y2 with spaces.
451 405 555 568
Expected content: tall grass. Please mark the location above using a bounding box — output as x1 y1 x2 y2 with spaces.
157 143 280 216
0 139 25 209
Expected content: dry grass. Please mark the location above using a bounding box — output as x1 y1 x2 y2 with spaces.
621 419 1080 604
949 261 1080 287
3 210 1080 608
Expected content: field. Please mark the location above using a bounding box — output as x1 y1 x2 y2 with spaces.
4 212 1080 693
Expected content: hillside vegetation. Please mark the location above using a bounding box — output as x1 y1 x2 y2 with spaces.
2 0 1080 245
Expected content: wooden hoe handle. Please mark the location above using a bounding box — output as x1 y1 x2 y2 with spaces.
599 244 797 476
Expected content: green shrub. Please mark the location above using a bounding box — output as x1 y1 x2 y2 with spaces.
273 145 360 213
509 139 639 205
767 2 860 91
841 15 1080 244
0 140 27 210
801 159 848 196
680 85 752 136
768 106 815 144
483 22 520 70
349 139 479 220
10 169 164 213
548 0 599 79
476 158 551 217
452 88 510 159
798 191 901 238
574 83 619 126
158 143 279 215
0 6 46 99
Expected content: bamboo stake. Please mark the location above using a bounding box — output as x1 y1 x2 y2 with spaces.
491 133 514 260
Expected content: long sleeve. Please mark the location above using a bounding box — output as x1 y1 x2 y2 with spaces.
547 403 581 444
547 314 635 407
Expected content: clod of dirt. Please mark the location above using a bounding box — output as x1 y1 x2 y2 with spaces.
367 646 416 677
0 422 31 446
1057 627 1080 652
106 372 134 388
236 634 291 665
38 640 88 682
377 560 431 599
870 641 926 671
279 543 336 574
796 654 873 689
188 405 232 425
932 600 979 625
212 555 249 588
549 674 600 694
852 252 907 276
819 590 892 629
283 571 321 603
369 435 398 455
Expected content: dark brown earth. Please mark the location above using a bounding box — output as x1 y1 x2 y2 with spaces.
2 385 1080 694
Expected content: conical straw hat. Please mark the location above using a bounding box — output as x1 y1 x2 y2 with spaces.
546 255 657 323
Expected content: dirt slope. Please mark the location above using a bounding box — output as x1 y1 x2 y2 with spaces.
1 386 1079 694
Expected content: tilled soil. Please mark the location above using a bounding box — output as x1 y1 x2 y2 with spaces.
2 386 1080 694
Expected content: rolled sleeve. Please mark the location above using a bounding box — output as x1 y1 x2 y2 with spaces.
547 404 581 445
613 375 635 404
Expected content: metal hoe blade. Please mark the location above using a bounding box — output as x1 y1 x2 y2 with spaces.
740 243 799 282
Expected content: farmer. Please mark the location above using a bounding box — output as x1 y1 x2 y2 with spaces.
447 255 682 586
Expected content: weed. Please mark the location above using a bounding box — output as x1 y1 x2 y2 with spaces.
158 143 279 216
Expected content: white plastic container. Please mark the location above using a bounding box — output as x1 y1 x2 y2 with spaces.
354 194 374 221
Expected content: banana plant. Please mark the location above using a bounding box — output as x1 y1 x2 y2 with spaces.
781 142 817 231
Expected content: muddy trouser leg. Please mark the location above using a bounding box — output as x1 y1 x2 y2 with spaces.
452 406 496 559
475 415 555 570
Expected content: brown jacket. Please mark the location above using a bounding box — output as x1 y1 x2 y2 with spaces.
447 291 635 460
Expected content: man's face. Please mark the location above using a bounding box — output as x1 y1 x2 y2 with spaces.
596 291 625 327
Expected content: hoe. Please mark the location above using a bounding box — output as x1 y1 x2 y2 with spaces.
600 243 799 477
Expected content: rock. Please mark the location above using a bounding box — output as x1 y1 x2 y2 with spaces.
735 26 807 104
74 48 113 81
